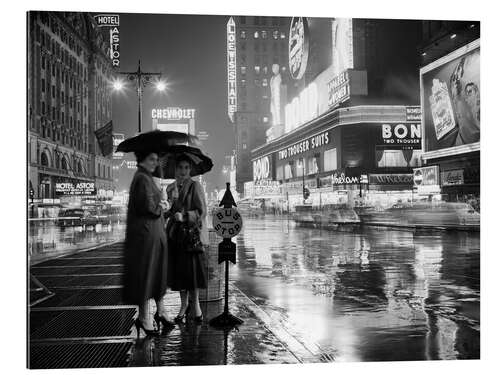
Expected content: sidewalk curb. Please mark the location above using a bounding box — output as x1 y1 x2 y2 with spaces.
230 283 321 363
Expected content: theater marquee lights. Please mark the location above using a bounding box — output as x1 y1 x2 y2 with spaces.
227 17 237 123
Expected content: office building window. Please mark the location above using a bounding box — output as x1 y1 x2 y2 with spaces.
261 30 267 39
254 31 259 39
240 30 246 39
324 148 337 172
241 66 246 75
280 32 286 39
239 16 246 25
273 30 279 39
254 66 260 75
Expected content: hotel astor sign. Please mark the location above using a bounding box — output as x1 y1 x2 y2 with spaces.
278 131 330 160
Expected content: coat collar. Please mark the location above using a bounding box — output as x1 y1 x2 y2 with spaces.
137 165 153 176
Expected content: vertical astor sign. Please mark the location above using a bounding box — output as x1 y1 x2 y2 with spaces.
227 17 237 123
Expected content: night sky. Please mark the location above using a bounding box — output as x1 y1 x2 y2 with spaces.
112 12 233 192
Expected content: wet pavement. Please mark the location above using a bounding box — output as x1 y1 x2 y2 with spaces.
233 217 480 361
28 221 126 264
28 215 479 368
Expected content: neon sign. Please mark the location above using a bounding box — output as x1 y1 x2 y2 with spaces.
227 17 237 123
289 17 309 80
285 82 318 132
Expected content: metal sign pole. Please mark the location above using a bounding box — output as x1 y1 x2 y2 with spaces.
209 183 243 328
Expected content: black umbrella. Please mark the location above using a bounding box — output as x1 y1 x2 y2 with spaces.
116 130 200 153
154 145 213 179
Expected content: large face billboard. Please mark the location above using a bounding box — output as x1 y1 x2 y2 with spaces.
421 39 480 153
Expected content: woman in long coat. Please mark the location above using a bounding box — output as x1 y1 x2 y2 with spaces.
166 154 208 323
124 151 173 335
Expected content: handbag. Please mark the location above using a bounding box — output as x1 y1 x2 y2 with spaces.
172 182 204 254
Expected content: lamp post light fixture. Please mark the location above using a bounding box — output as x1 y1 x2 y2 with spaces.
114 60 166 133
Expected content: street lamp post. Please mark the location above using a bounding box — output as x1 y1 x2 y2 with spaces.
116 60 164 133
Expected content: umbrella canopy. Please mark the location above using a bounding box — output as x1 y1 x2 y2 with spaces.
116 130 200 153
154 145 213 179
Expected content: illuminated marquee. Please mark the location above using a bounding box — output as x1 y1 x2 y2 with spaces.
151 108 196 120
227 17 237 123
285 82 318 132
278 131 330 160
253 156 271 181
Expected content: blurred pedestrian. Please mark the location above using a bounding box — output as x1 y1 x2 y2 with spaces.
166 154 208 324
124 151 174 336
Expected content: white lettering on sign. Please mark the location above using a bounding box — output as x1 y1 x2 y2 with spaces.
55 182 96 196
381 123 421 145
278 131 330 160
109 27 120 67
285 82 318 132
327 70 350 108
94 15 120 26
151 108 196 120
227 17 237 123
332 173 359 185
253 156 270 181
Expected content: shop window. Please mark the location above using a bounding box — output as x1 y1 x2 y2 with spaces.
276 165 284 180
308 157 319 175
324 148 337 172
377 150 408 168
285 162 293 179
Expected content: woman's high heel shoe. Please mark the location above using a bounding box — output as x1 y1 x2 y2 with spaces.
135 319 160 336
174 304 191 323
154 313 175 330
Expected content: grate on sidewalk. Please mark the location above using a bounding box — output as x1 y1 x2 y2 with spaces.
31 308 136 339
29 341 132 369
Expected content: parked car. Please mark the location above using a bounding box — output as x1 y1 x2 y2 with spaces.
57 208 86 227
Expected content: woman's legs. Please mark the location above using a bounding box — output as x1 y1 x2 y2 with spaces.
177 290 189 317
155 293 171 319
190 288 202 317
139 298 156 330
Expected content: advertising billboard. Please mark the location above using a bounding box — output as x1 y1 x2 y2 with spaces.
421 39 480 155
331 18 354 77
289 17 310 80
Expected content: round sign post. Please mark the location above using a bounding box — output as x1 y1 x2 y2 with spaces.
209 183 244 328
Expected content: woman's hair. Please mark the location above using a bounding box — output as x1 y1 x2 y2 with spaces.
175 154 192 167
135 151 156 163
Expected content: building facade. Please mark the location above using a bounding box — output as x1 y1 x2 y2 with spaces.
419 21 480 209
227 16 291 193
250 18 425 210
28 12 115 214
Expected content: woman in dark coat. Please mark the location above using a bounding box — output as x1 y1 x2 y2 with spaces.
124 151 173 335
166 154 208 323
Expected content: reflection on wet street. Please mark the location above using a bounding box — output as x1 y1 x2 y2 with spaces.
233 217 480 361
28 221 126 263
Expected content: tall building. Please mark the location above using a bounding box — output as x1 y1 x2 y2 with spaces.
28 12 116 212
226 16 290 193
249 18 426 209
418 20 480 205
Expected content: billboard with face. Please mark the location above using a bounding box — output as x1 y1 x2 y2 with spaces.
421 39 480 153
